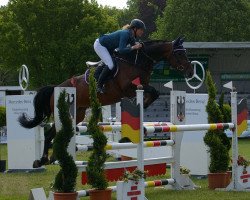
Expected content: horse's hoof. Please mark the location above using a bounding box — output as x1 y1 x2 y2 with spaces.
33 160 41 168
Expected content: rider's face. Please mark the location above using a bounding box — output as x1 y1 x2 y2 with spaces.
136 28 144 38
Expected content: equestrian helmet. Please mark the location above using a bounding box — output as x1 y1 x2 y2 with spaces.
130 19 146 30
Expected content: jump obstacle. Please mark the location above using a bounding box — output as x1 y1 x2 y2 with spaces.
53 87 197 200
52 82 248 200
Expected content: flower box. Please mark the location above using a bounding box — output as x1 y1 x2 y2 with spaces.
237 166 250 188
116 180 144 200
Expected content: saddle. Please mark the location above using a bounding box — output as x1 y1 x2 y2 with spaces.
84 58 119 84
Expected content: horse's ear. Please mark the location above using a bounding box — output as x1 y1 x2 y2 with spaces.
173 36 181 47
180 37 185 44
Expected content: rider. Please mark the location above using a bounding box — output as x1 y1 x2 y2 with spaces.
94 19 146 93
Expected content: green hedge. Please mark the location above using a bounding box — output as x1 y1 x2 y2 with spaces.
0 106 6 127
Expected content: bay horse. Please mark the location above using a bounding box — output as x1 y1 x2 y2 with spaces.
18 36 194 168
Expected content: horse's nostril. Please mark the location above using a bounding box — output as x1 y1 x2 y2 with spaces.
187 71 193 78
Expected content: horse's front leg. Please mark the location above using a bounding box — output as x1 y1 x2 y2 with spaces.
33 124 56 168
143 85 159 108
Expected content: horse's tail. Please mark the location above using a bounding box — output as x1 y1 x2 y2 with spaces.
18 86 55 128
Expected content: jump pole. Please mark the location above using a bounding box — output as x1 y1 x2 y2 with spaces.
225 82 246 191
117 84 146 199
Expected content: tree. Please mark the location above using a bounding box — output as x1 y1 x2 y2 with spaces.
120 0 167 40
138 0 166 39
152 0 250 41
0 6 23 85
1 0 118 88
204 71 231 173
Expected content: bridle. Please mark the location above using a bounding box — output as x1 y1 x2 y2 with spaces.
172 47 189 71
115 41 190 72
140 42 190 72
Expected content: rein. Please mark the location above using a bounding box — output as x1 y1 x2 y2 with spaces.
114 49 155 67
140 50 157 64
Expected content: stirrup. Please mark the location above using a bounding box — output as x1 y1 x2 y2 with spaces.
86 61 102 67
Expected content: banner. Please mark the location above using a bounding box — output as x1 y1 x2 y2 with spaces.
121 98 140 143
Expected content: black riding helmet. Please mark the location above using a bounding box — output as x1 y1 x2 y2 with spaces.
130 19 146 30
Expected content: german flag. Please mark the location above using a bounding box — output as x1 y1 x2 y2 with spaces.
121 98 140 143
237 98 248 136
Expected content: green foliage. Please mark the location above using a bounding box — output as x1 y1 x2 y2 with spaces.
53 90 77 192
0 107 6 127
0 6 23 85
203 71 231 173
119 0 166 40
219 92 231 123
122 168 147 182
152 0 250 41
0 0 119 88
86 68 108 190
223 104 231 123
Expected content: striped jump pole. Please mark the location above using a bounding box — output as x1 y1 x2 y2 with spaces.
144 123 234 134
76 140 175 152
77 178 175 198
76 123 234 135
77 121 171 126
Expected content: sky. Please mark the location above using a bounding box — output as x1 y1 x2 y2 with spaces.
0 0 8 6
0 0 128 9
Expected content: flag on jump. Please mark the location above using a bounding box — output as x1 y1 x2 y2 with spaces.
121 98 140 143
237 98 248 136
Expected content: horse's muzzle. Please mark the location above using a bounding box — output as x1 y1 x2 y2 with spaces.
185 68 194 79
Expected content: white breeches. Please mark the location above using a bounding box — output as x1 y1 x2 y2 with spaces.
94 39 114 70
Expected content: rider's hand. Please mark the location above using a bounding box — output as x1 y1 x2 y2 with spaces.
131 43 142 50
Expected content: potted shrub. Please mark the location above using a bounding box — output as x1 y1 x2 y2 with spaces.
180 166 191 175
203 71 231 189
237 155 250 173
219 92 232 185
122 168 147 182
179 165 196 187
52 90 78 200
0 106 6 172
86 68 111 200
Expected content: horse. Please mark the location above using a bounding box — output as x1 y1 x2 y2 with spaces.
18 36 194 168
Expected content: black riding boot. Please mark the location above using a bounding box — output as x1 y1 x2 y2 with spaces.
97 66 111 93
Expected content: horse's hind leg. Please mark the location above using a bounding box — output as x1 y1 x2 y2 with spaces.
33 124 56 168
49 107 87 164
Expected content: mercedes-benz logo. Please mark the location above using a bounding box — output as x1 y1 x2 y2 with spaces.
185 61 205 90
19 64 29 90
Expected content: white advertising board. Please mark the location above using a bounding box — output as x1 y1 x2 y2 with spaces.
6 94 44 171
180 94 209 176
0 91 5 107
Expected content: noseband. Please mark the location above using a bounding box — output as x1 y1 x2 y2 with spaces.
173 48 187 71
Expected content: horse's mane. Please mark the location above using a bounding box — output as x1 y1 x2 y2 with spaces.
143 40 170 52
143 40 168 45
116 40 170 64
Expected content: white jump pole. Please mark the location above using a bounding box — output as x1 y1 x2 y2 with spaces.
136 85 145 199
225 82 245 191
